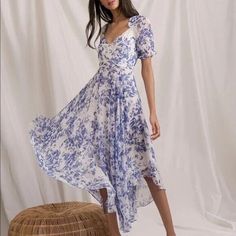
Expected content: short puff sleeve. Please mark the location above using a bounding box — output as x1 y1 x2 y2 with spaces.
136 16 157 59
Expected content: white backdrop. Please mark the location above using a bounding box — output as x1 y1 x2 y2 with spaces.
2 0 236 235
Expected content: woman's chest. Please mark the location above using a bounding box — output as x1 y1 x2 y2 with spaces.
98 29 138 63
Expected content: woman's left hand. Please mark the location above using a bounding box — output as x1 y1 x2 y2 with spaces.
149 112 160 140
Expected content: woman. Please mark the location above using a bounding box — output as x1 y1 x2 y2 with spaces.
29 0 176 235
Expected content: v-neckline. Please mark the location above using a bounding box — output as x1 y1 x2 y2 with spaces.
102 16 134 45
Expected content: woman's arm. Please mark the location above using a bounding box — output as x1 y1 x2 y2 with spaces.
141 58 160 140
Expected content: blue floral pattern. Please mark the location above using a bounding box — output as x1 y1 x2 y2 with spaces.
28 14 165 233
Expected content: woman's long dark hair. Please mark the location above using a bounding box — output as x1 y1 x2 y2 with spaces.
86 0 139 49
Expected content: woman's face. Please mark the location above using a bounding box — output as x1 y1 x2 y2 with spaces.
99 0 120 10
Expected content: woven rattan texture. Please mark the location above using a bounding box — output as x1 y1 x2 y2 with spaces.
8 201 110 236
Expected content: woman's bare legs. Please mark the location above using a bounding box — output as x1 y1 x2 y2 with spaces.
144 176 176 236
99 178 176 236
99 188 121 236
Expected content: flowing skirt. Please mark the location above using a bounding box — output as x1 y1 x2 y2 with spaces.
28 70 166 233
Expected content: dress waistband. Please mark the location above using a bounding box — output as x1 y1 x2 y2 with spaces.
98 62 134 75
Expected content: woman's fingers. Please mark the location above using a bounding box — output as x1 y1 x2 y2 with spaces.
150 121 160 140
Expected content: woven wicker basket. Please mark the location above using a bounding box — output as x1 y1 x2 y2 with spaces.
8 201 111 236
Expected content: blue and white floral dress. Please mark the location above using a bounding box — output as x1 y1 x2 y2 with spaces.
28 14 166 233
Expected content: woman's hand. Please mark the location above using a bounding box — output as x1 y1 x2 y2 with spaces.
149 112 160 140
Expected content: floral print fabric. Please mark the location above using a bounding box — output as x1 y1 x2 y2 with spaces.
28 14 165 233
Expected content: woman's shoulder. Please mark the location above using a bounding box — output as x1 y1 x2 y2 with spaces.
129 14 152 27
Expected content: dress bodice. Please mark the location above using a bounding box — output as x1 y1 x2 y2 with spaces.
97 15 157 74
